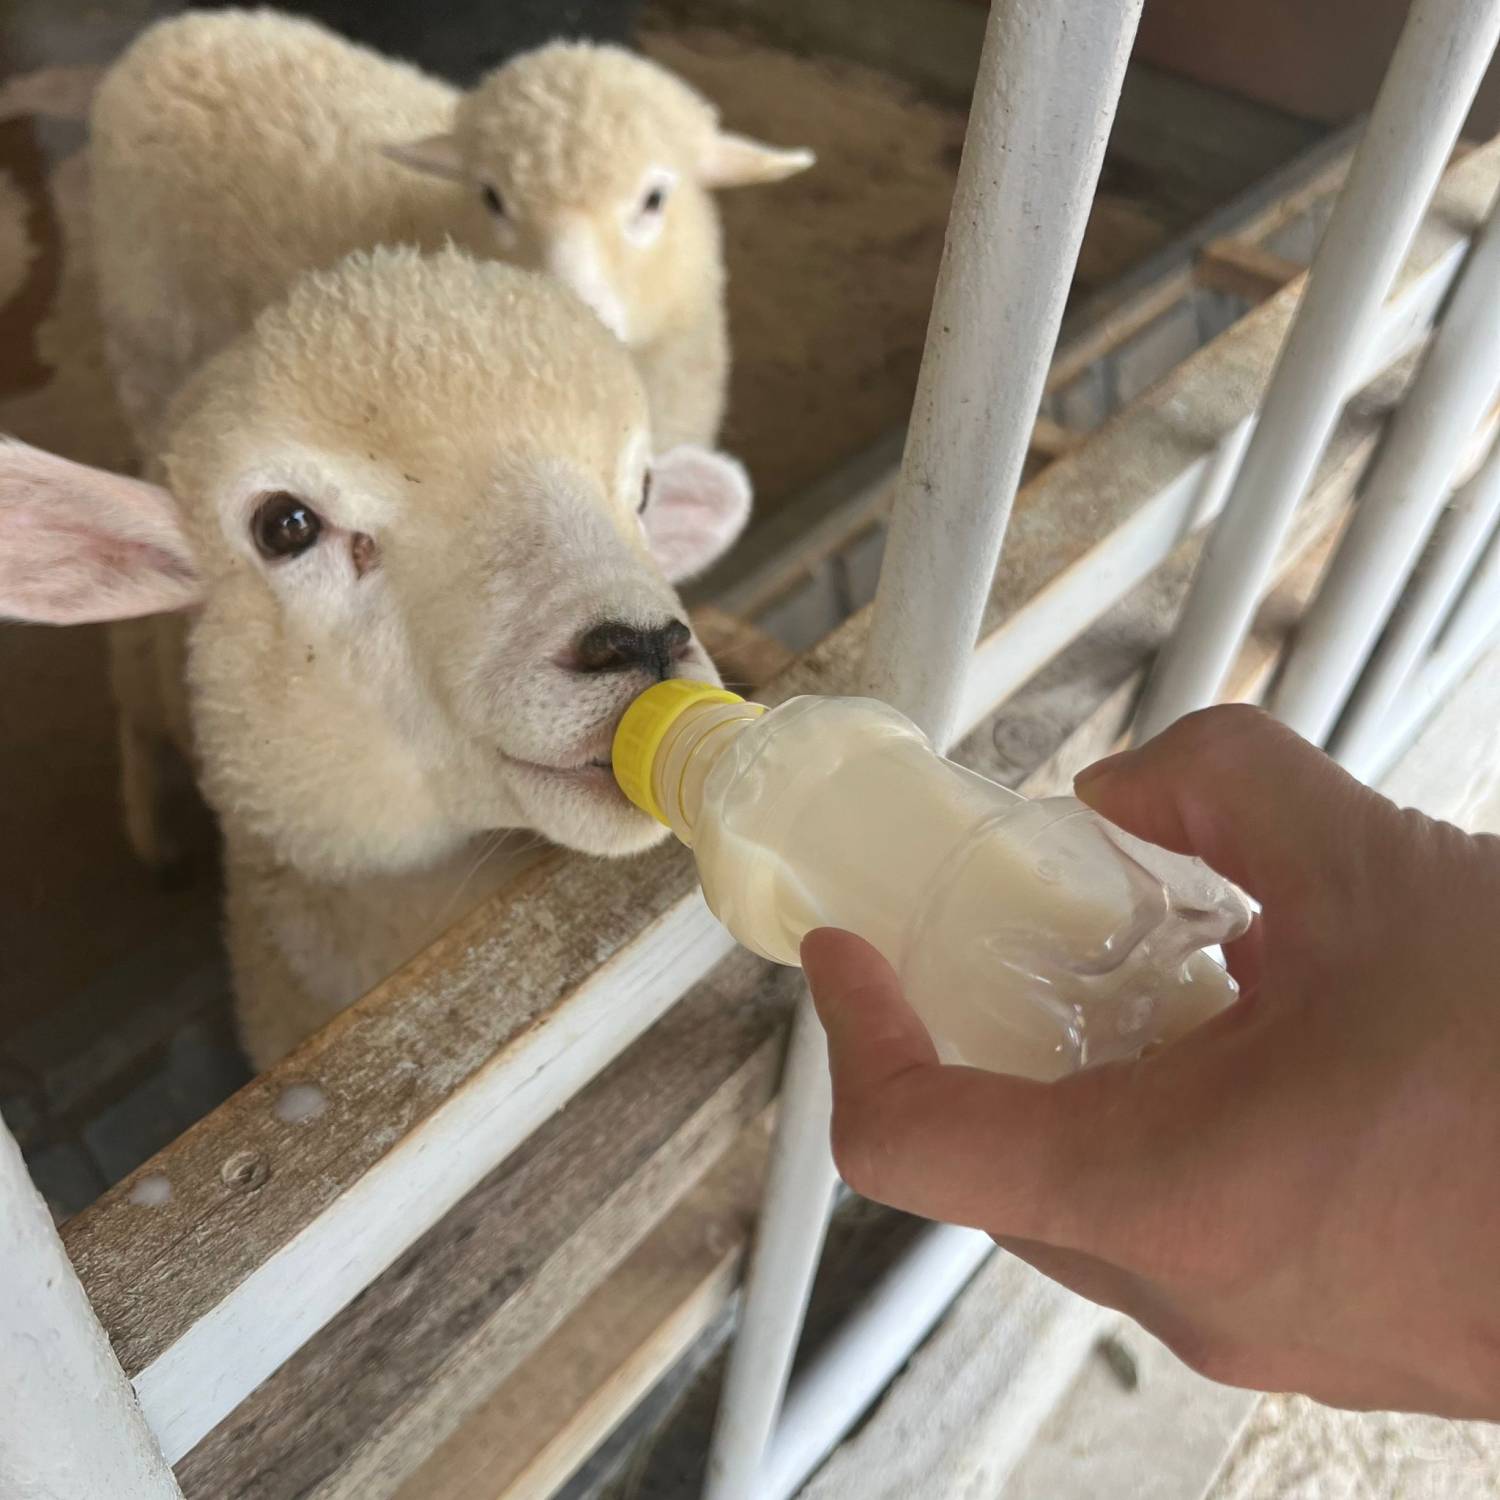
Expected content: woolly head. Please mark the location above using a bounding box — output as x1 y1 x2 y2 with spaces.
0 248 753 876
384 42 813 346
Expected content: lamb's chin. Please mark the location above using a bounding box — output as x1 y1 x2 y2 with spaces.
505 759 668 857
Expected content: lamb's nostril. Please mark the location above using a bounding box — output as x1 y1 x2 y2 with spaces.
573 618 691 680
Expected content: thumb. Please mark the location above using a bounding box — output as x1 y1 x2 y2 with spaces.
1074 704 1382 907
801 929 1180 1247
802 926 940 1092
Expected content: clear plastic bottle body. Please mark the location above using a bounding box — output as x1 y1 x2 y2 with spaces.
675 696 1251 1082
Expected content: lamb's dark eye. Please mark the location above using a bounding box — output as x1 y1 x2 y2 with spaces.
641 184 667 214
482 184 506 217
252 492 323 559
638 471 652 515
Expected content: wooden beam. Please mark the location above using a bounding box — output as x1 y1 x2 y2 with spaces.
687 604 797 691
391 1120 772 1500
958 141 1498 733
173 955 796 1499
1195 236 1306 303
1027 415 1081 460
60 138 1500 1468
970 380 1380 798
1043 129 1360 395
1047 268 1194 397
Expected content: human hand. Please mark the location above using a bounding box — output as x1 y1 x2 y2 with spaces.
802 705 1500 1418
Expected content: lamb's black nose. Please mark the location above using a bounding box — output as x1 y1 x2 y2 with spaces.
572 618 690 680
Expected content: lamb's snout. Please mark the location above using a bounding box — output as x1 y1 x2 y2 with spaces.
571 617 690 680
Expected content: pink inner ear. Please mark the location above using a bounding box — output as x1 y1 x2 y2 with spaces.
2 512 199 625
76 527 200 606
643 447 752 584
0 440 202 625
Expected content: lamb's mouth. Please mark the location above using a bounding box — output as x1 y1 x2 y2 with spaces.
500 752 625 796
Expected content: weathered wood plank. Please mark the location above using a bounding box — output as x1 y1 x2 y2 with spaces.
990 497 1347 803
1195 236 1304 304
686 604 797 692
969 362 1402 796
1028 416 1081 461
391 1121 772 1500
959 140 1500 730
62 139 1500 1468
173 954 795 1499
68 841 735 1461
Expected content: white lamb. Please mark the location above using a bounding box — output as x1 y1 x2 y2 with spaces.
0 247 752 1068
90 10 805 869
89 8 814 455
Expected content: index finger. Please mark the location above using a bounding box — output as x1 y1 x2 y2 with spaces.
802 928 1188 1252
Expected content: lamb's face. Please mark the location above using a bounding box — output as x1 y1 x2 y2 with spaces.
453 52 718 349
386 44 812 349
0 250 750 881
171 252 752 878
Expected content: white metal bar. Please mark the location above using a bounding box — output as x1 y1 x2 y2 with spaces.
0 1113 182 1499
1351 525 1500 785
861 0 1143 746
1332 430 1500 772
705 3 1144 1495
958 218 1470 735
1340 510 1500 783
757 1225 994 1500
1133 0 1500 742
1272 194 1500 742
794 1256 1111 1500
702 1003 840 1497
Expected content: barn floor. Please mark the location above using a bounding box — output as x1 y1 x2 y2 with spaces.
0 1 1324 1217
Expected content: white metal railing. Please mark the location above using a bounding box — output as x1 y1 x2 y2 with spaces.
1135 0 1500 741
1270 197 1500 743
1334 428 1500 774
6 2 1500 1496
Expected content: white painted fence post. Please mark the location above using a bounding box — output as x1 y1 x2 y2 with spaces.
1133 0 1500 742
704 3 1144 1495
1272 194 1500 743
1335 432 1500 775
757 1225 1000 1500
0 1113 182 1499
1346 520 1500 784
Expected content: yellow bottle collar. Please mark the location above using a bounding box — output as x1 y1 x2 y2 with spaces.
612 679 747 824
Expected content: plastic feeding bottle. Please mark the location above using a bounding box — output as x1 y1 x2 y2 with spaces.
612 681 1252 1081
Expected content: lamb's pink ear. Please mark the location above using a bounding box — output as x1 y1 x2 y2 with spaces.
699 131 814 188
643 446 752 583
0 440 201 624
380 132 465 182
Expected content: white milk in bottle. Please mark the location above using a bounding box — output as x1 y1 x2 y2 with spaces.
612 681 1251 1081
